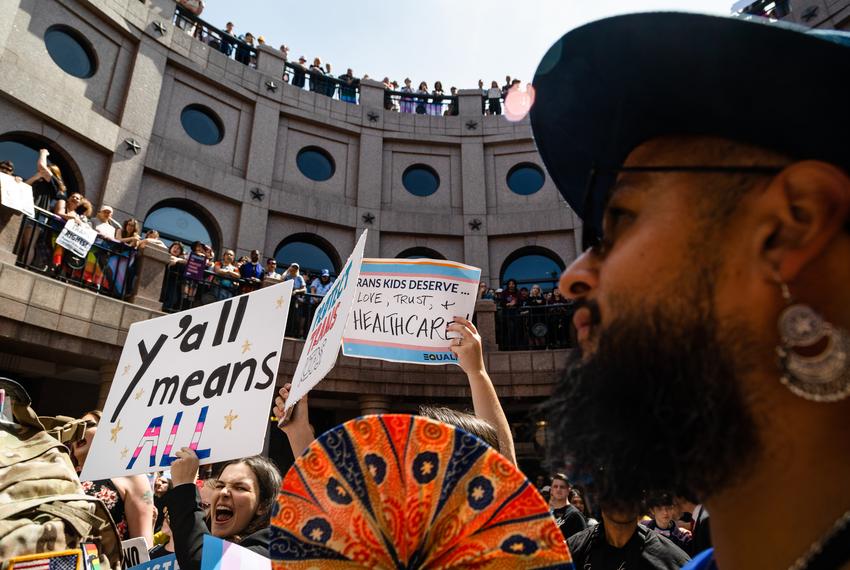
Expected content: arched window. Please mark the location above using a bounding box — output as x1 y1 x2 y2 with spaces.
274 233 341 277
396 247 446 260
143 200 220 253
0 132 83 198
500 246 565 291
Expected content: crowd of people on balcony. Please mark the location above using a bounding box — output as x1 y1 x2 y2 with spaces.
478 279 575 350
172 1 520 116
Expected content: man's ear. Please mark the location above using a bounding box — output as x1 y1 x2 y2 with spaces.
757 160 850 282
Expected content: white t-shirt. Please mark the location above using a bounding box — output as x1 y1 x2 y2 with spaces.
93 220 116 239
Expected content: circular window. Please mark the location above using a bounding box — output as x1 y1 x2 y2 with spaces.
180 105 224 145
402 165 440 197
506 163 545 195
44 26 97 78
296 147 335 182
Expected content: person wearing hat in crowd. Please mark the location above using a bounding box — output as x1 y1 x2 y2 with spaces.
291 56 307 88
92 205 119 239
309 268 334 301
533 12 850 570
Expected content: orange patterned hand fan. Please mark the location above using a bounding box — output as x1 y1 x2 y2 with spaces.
270 414 573 569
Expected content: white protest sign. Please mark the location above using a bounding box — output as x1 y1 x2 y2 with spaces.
342 258 481 365
0 172 35 218
56 218 98 257
80 281 293 481
283 230 367 415
122 537 150 570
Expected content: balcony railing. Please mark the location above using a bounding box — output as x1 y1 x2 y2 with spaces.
162 262 323 339
14 210 136 300
494 302 576 351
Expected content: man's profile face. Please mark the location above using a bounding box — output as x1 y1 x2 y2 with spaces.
548 136 764 502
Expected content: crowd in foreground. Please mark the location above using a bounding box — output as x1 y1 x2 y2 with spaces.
5 8 850 570
1 316 705 569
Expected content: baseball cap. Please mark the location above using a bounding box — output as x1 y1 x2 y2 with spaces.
320 269 330 277
99 205 113 214
530 13 850 241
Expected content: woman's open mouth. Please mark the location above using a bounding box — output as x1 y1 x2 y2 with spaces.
214 506 234 524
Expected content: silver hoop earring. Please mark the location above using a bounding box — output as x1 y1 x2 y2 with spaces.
776 280 850 402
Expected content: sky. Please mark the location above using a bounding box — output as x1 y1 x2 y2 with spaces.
201 0 737 90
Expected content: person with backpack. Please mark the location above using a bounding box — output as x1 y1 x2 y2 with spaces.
71 410 155 548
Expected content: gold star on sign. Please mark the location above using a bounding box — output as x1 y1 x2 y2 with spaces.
510 542 525 553
420 461 433 476
241 340 252 353
120 447 129 460
134 388 145 400
276 297 285 309
122 364 132 375
110 420 123 442
309 528 324 541
368 464 378 477
336 485 347 497
471 486 485 500
224 410 238 430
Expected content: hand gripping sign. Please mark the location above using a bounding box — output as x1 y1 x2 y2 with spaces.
281 230 368 420
80 281 293 481
342 258 481 365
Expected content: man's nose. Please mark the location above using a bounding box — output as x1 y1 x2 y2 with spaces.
558 249 599 300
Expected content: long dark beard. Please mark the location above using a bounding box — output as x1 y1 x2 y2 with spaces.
546 300 760 505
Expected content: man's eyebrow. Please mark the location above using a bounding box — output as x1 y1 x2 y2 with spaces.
605 173 651 204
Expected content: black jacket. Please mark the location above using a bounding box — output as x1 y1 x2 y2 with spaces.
568 522 690 570
552 503 588 540
163 483 270 570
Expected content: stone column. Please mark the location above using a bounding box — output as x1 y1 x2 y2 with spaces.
255 45 285 79
474 300 498 351
458 89 485 117
355 131 383 257
236 100 279 256
460 140 490 280
100 33 170 220
359 394 390 416
357 79 386 109
97 362 118 410
127 244 170 311
0 207 22 264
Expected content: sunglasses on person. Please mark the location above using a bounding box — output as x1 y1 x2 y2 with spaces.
579 164 785 252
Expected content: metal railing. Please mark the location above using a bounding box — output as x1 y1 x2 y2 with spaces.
161 264 325 340
14 209 137 300
173 5 258 67
170 6 517 115
494 302 575 351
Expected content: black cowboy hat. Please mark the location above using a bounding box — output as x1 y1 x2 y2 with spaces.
530 12 850 244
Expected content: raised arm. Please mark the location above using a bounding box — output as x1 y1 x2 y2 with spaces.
116 474 155 548
274 383 315 457
448 316 517 465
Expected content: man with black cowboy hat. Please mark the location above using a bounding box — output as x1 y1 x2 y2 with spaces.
532 12 850 570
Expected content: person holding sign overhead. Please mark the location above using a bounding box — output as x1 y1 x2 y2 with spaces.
274 315 517 465
163 449 282 570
